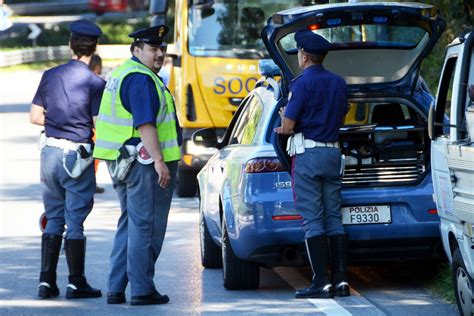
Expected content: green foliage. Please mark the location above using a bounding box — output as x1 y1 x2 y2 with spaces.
37 24 71 46
98 18 150 44
427 262 456 304
0 18 151 49
0 60 64 72
409 0 474 93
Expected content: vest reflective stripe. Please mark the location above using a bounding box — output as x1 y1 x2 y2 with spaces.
95 134 179 153
95 138 122 150
98 112 134 127
98 100 174 127
161 138 179 148
94 59 180 161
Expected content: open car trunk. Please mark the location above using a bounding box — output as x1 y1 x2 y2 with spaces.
264 2 443 186
271 98 430 187
340 101 429 186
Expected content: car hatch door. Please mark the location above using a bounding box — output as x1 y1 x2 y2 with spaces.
269 98 292 174
261 2 445 91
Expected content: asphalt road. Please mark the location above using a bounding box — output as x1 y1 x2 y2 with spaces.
0 70 460 315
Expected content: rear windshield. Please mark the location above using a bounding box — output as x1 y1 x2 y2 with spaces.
279 24 427 51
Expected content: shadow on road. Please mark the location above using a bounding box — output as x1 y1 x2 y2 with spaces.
0 104 30 113
0 183 42 202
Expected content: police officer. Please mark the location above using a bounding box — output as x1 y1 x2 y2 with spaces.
93 25 181 305
275 30 350 299
30 20 104 299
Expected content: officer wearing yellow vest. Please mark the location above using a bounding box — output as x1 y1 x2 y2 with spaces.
93 25 181 306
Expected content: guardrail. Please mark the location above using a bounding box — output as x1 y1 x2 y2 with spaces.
0 45 131 67
5 0 89 16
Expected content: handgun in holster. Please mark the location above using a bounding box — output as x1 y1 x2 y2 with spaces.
62 145 93 179
110 145 137 182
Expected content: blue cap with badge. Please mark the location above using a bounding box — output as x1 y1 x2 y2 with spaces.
128 25 169 47
287 29 330 55
69 19 102 38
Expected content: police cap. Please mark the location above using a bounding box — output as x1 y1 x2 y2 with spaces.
128 25 169 47
287 29 330 55
69 20 102 38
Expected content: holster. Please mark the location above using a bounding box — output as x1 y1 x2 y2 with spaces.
286 132 305 157
108 146 137 182
62 146 93 179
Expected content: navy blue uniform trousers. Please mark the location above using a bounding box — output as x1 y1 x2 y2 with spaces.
41 145 95 239
107 160 178 296
292 147 345 238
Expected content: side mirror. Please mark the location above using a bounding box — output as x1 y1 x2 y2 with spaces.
428 102 435 140
192 128 218 148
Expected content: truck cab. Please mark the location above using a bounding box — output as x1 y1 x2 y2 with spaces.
429 29 474 316
150 0 320 197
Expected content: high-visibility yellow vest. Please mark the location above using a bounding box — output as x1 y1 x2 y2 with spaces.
93 59 180 162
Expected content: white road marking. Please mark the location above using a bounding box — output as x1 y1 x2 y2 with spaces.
308 298 352 316
274 267 386 316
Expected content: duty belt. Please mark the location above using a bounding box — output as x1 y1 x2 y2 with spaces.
304 140 339 148
46 137 92 152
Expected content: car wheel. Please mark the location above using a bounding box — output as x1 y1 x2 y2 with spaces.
177 169 197 197
452 248 474 316
200 211 222 269
221 219 259 290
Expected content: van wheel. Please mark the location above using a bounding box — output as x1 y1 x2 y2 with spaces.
200 211 222 269
177 169 197 197
452 249 474 316
222 219 259 290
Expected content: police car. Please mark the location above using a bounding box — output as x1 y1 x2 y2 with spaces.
195 2 446 290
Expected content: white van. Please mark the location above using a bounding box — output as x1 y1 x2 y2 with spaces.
429 29 474 316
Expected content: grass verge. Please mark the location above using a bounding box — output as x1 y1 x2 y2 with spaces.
0 61 65 72
0 59 125 73
427 262 456 305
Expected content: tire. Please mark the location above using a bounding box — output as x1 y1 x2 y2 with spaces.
222 219 259 290
177 168 197 197
452 248 474 316
200 211 222 269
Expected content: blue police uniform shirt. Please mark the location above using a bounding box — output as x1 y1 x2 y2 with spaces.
32 59 105 143
285 64 348 142
121 56 182 146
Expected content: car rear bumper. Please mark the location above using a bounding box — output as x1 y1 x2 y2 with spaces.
243 236 443 267
229 213 442 262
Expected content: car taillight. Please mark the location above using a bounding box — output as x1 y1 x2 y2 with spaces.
272 215 302 221
244 158 285 173
428 209 438 215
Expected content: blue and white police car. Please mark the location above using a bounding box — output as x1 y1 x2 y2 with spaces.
194 2 446 290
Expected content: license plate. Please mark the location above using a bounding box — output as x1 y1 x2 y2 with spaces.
341 205 391 225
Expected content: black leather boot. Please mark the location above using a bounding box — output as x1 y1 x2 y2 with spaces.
64 239 102 299
329 234 350 297
38 234 62 299
295 235 334 299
